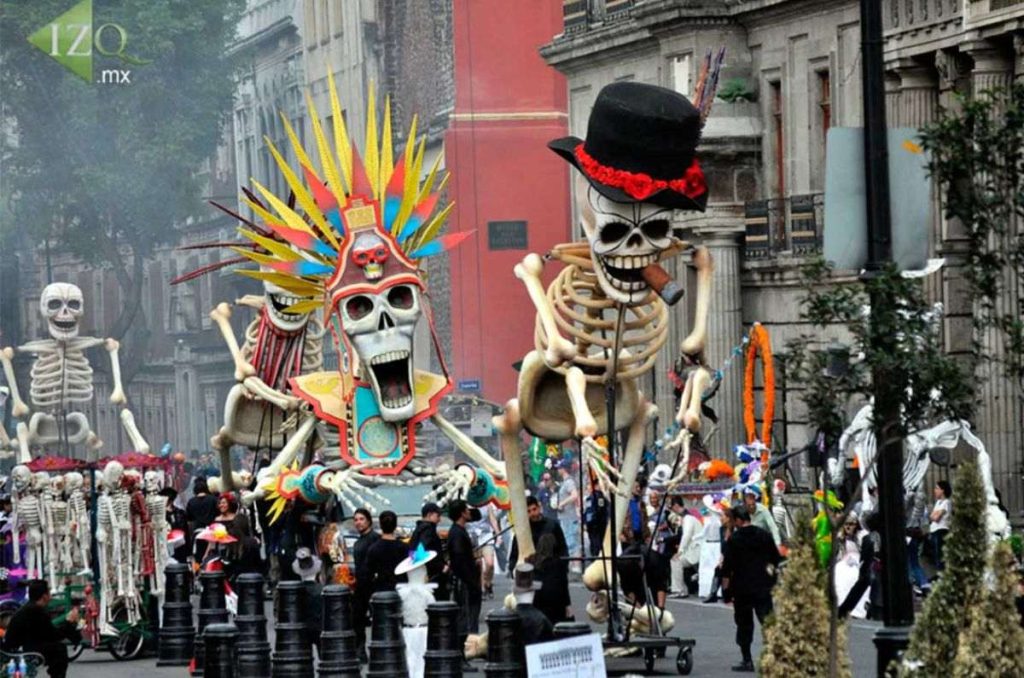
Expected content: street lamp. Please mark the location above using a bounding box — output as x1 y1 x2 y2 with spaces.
860 0 915 673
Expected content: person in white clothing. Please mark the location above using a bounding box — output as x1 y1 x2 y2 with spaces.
929 480 952 571
669 497 703 598
698 495 724 600
395 544 438 678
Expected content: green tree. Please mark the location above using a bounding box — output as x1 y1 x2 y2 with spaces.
0 0 244 380
896 462 987 676
760 518 852 678
951 541 1024 678
920 83 1024 396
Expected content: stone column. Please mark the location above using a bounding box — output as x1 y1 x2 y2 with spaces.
695 227 746 452
885 70 902 123
962 40 1022 514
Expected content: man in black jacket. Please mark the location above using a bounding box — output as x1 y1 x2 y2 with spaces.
720 506 781 673
409 501 448 600
364 511 409 593
509 496 571 625
350 508 379 662
447 500 481 656
511 563 554 646
4 580 81 678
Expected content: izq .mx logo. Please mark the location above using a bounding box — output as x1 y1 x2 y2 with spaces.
27 0 149 84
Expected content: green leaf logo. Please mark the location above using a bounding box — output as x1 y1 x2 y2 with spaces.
27 0 93 83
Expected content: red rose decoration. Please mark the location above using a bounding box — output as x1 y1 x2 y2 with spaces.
575 143 706 201
623 173 656 200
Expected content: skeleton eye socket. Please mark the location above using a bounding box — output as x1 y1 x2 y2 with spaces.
67 300 82 311
345 295 374 320
47 299 63 311
387 285 415 310
640 219 670 241
600 221 631 243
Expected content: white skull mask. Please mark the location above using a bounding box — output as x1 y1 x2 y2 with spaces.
32 472 50 493
50 475 65 496
263 277 311 334
143 470 163 493
578 179 675 305
339 283 421 422
102 461 124 492
64 472 84 494
40 283 84 341
11 465 32 494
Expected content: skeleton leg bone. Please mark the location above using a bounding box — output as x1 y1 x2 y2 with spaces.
493 400 534 563
514 254 576 368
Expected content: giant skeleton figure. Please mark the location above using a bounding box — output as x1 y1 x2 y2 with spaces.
204 78 505 516
0 283 149 462
172 204 326 493
458 83 718 641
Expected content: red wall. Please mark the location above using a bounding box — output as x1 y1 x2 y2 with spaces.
446 0 570 403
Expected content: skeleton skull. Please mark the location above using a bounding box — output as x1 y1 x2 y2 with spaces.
40 283 84 341
143 470 163 493
102 461 124 493
338 283 421 421
50 475 65 495
11 465 32 494
578 178 675 305
263 277 311 334
351 232 390 281
64 472 84 494
32 471 50 492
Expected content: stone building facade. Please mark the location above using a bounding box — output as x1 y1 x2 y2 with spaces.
542 0 1023 515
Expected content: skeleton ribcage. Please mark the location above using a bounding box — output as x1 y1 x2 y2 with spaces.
30 350 94 409
538 264 668 384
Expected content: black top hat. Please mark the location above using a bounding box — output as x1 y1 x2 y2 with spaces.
549 82 708 211
513 563 536 594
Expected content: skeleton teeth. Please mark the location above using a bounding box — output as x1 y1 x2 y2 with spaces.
370 350 411 365
382 395 414 408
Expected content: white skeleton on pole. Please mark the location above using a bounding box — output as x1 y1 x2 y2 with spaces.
143 470 168 596
0 283 149 462
9 465 45 579
95 461 139 636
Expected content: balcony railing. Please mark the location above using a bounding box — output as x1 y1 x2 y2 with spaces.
744 193 823 260
562 0 634 35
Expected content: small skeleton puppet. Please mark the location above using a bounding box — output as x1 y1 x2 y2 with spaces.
9 465 34 569
395 544 437 678
123 470 153 588
142 470 168 595
33 472 59 589
172 204 326 493
218 78 502 517
471 82 718 598
95 462 119 635
0 283 149 462
63 471 91 573
45 474 72 590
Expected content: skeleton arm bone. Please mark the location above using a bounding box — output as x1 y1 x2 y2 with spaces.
244 414 317 504
679 246 713 357
514 254 576 368
210 303 256 382
1 348 29 418
103 339 127 405
430 413 506 480
242 376 302 411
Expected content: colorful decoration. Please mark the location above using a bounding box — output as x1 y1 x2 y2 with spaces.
743 322 775 462
812 489 844 569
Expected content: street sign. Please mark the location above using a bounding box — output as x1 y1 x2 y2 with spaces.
823 127 931 272
525 633 606 677
457 378 481 392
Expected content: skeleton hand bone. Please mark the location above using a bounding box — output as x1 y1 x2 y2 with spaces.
424 464 476 506
581 437 626 497
318 460 394 515
1 348 29 418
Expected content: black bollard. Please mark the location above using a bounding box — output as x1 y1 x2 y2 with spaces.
235 573 272 676
366 591 407 678
553 621 591 638
195 570 230 677
204 623 239 678
272 580 314 678
316 585 360 678
424 601 462 677
157 562 195 667
483 608 524 678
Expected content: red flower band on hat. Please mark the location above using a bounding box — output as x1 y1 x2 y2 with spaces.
574 143 707 202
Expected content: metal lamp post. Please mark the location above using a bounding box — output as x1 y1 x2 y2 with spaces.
859 0 915 674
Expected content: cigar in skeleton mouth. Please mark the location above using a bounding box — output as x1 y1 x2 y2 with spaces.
642 263 684 306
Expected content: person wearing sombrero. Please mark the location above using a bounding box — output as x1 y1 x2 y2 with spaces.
395 543 438 678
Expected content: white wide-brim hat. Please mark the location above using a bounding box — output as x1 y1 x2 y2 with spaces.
395 543 437 577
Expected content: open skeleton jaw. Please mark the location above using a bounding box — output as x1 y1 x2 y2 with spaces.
263 278 311 333
339 283 420 421
41 283 83 342
581 183 674 306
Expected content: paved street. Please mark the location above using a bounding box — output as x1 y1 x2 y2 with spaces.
71 576 879 677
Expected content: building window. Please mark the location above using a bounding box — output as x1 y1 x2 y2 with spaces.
320 1 330 45
818 70 831 142
304 0 317 49
770 81 784 198
671 54 692 97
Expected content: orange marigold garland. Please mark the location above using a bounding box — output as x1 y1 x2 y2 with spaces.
743 322 775 462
